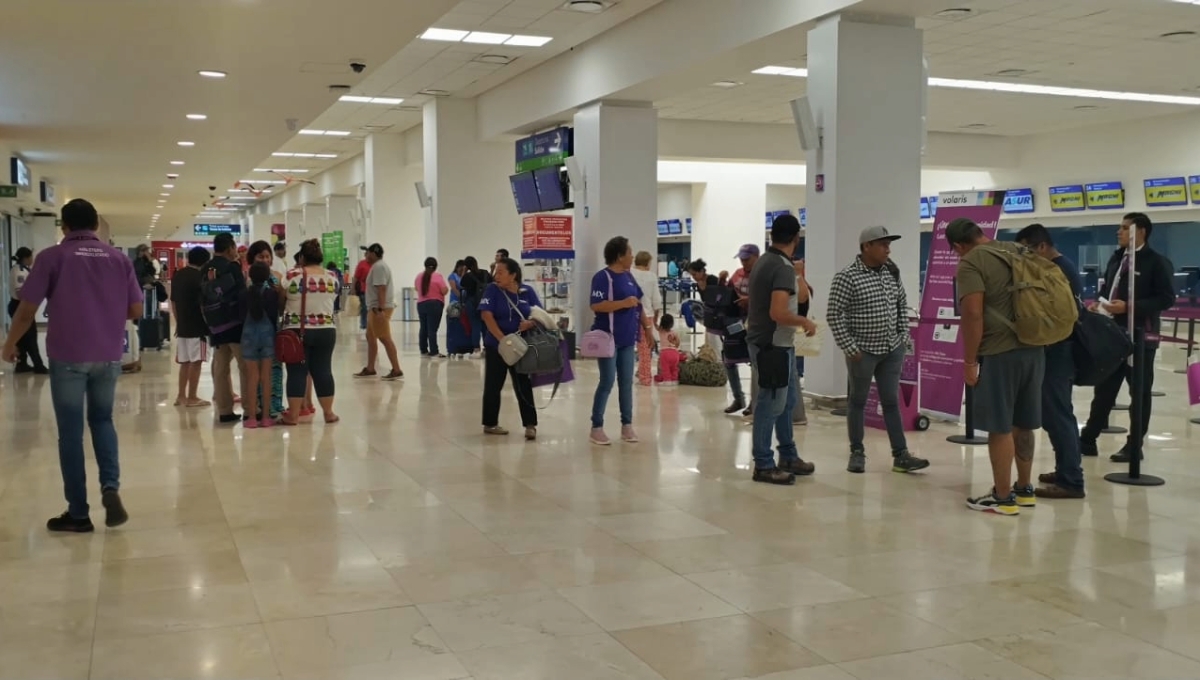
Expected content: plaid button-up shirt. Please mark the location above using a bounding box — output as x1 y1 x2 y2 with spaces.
827 256 908 356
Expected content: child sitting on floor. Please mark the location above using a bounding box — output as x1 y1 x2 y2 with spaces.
655 313 684 385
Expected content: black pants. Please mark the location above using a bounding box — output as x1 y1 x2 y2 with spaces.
286 328 336 399
1082 344 1157 448
482 345 537 428
417 300 444 355
7 298 44 369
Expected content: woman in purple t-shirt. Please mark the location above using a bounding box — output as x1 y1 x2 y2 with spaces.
588 236 653 446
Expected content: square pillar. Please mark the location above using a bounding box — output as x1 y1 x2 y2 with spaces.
804 15 923 398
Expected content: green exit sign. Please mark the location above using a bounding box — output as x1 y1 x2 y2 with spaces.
0 185 17 198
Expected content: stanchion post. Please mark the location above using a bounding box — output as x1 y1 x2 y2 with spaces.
947 384 988 446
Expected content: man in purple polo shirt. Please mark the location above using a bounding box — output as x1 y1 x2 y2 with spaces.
2 199 143 533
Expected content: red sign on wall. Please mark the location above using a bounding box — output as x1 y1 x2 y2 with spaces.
521 215 574 252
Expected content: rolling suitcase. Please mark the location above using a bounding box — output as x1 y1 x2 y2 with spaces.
445 313 473 358
138 287 164 350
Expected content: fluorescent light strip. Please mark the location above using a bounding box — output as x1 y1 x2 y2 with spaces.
339 95 405 105
186 114 207 120
252 168 309 173
420 27 551 47
462 31 510 44
299 129 351 136
505 35 552 47
238 179 286 185
751 64 1200 105
421 27 469 41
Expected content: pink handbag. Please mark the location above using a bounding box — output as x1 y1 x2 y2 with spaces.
1188 359 1200 407
581 271 617 359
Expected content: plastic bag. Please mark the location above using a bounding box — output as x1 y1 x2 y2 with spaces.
793 318 824 357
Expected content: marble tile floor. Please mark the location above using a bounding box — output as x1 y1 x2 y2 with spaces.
1 326 1199 679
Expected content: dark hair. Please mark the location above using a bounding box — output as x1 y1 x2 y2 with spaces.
686 259 707 274
659 313 674 331
464 256 479 272
12 247 32 264
61 198 99 232
186 246 211 267
213 233 236 254
453 259 466 272
298 239 323 266
495 257 522 281
1015 223 1053 248
496 249 509 258
246 240 272 266
770 214 801 245
420 257 438 296
1124 212 1153 239
246 262 271 321
603 236 630 266
274 241 287 253
945 217 985 246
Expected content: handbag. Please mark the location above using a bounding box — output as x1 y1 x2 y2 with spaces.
274 273 306 364
755 344 791 390
580 271 617 359
497 289 531 367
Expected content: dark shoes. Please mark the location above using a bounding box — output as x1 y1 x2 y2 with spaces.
102 489 129 527
1080 438 1098 457
1111 447 1143 463
724 400 746 415
753 468 796 485
847 451 866 474
892 451 930 474
779 459 816 476
47 512 94 533
218 413 242 424
1036 483 1086 499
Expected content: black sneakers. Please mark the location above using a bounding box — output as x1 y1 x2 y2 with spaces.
218 413 242 424
47 512 94 533
102 489 129 528
724 400 746 415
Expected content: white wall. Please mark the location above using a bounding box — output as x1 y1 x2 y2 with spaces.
765 184 805 213
657 185 692 221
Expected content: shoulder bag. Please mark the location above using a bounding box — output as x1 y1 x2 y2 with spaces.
274 271 307 364
580 271 618 359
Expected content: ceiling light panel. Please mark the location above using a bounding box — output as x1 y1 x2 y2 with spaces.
299 129 351 136
170 161 185 166
186 114 207 120
198 70 227 78
338 95 405 105
421 27 469 42
463 31 511 44
505 35 553 47
177 141 195 146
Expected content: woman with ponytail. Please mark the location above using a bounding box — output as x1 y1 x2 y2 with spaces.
414 257 449 357
8 247 46 373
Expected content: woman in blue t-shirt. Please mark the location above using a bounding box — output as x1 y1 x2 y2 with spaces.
588 236 653 446
478 258 542 440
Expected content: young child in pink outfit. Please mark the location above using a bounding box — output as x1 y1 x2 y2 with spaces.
655 313 684 385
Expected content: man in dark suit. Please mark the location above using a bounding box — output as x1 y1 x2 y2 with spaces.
1080 212 1176 462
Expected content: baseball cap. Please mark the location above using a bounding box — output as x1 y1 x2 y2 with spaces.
361 243 384 257
859 226 902 245
735 244 761 260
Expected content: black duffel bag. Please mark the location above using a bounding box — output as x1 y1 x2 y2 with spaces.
1071 310 1132 386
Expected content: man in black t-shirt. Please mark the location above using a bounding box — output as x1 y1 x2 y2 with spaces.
171 246 212 407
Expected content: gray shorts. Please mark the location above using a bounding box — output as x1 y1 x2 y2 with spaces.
973 347 1044 434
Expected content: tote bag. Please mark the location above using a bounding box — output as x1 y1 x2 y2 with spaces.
581 271 617 359
274 278 306 364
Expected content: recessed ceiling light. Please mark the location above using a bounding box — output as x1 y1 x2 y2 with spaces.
198 70 227 79
271 152 295 157
292 153 317 158
169 160 185 166
166 173 179 179
563 0 606 13
253 168 309 173
1171 0 1200 5
463 31 511 45
338 95 405 105
160 192 171 197
420 28 469 42
315 153 339 159
505 35 553 47
934 8 973 18
711 80 744 88
177 141 195 147
162 184 174 189
186 113 207 121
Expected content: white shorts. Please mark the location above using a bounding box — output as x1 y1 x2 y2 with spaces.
175 337 208 364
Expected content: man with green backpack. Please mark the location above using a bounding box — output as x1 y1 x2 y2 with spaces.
946 218 1078 516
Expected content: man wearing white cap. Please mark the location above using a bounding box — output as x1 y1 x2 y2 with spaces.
828 226 929 475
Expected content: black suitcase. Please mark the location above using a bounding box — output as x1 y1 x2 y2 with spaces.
139 288 164 350
446 313 474 357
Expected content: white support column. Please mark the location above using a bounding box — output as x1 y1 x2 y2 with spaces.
365 132 424 279
423 98 519 270
804 14 923 399
571 102 658 331
283 209 303 250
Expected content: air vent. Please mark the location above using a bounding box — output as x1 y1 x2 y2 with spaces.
958 122 991 129
563 0 608 13
934 7 972 19
474 54 515 65
1160 30 1198 42
328 84 352 93
361 125 394 133
990 68 1034 78
419 89 451 97
1071 104 1101 111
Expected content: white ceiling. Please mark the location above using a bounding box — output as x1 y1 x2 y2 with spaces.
656 0 1200 135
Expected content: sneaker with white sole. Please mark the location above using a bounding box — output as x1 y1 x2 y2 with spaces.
966 489 1020 516
621 425 639 443
589 428 611 446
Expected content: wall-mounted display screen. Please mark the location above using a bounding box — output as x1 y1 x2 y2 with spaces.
657 221 669 236
1084 181 1124 210
1049 185 1085 212
919 198 930 219
1002 188 1034 214
509 172 541 214
193 224 242 236
10 157 30 189
667 219 682 235
532 166 566 211
1144 177 1187 207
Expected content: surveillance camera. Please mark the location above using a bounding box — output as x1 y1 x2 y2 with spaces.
208 185 216 191
350 62 366 74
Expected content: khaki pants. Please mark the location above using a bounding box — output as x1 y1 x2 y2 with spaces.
212 343 247 416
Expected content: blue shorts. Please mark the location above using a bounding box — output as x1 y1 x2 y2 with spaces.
241 319 276 361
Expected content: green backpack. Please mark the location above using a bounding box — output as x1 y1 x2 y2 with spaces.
984 246 1079 346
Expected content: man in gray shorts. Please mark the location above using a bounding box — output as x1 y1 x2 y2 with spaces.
947 218 1044 516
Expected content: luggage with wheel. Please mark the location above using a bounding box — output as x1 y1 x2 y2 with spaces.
138 288 164 350
446 312 474 357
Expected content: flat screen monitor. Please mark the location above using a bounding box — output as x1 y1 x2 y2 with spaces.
668 219 682 235
657 221 669 236
509 172 541 214
533 166 566 211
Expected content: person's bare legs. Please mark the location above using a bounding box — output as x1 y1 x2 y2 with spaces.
1013 427 1035 489
365 314 379 372
176 362 189 405
186 362 205 403
258 359 273 423
304 376 315 412
988 432 1015 497
319 395 337 423
382 338 401 374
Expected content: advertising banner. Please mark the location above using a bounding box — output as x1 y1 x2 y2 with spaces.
916 190 1005 421
1144 177 1187 207
521 215 574 258
321 231 346 269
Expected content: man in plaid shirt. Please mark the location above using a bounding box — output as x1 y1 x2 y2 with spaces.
828 226 929 475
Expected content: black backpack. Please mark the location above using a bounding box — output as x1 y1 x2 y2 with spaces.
199 261 241 335
700 284 736 331
1071 310 1132 386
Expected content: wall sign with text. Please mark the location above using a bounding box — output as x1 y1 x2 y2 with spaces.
514 127 573 173
1084 181 1124 210
1049 185 1085 212
1001 188 1034 214
193 224 242 236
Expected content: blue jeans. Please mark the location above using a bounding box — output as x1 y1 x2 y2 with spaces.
1044 342 1084 490
749 345 799 470
417 300 444 355
592 344 636 428
846 345 909 456
49 361 122 519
